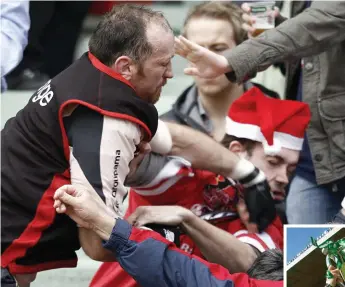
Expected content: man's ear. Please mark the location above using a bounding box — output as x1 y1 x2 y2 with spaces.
111 56 136 81
229 141 245 154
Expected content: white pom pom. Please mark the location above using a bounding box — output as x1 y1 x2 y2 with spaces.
263 138 281 156
150 120 172 154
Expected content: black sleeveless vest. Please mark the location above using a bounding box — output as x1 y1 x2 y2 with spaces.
1 52 158 273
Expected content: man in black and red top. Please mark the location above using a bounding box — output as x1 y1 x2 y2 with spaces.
1 4 175 286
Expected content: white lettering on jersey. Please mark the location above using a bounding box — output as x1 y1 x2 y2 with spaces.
112 150 121 199
32 80 54 106
180 243 193 254
164 229 175 243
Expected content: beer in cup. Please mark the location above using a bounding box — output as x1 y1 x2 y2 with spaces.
248 1 275 37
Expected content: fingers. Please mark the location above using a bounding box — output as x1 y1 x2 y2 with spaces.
54 185 76 200
184 67 199 77
237 200 258 233
178 36 199 52
272 7 280 18
56 204 66 214
127 206 146 226
242 23 256 35
242 13 255 26
54 185 78 207
237 201 249 221
129 206 155 227
127 214 137 225
241 2 251 13
53 199 66 212
241 4 256 38
174 37 188 57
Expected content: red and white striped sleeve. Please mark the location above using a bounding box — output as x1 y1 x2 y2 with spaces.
131 155 194 196
232 217 283 252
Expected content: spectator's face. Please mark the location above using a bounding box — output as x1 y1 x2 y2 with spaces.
131 23 174 104
185 17 237 96
231 142 299 201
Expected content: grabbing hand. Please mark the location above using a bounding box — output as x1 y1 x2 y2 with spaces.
128 205 193 228
241 177 276 233
231 158 276 233
54 185 108 229
237 199 259 234
175 35 230 79
241 3 280 38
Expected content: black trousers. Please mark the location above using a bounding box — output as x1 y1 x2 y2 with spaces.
12 1 91 78
1 268 16 287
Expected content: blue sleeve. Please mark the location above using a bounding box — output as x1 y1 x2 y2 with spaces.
103 219 236 287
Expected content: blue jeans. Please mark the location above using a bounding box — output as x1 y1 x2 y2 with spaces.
286 175 345 224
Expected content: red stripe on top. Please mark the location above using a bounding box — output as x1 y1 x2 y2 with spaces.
7 259 77 275
88 52 136 91
1 170 71 273
134 166 192 191
58 100 153 160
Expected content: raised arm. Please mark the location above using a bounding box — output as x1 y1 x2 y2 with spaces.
165 122 240 176
175 1 345 82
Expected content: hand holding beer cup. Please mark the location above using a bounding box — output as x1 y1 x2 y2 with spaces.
241 2 280 38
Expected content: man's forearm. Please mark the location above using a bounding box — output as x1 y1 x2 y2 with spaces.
79 217 117 262
165 122 240 176
102 219 282 287
181 212 258 273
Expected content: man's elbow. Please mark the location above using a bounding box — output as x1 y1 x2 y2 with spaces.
242 250 259 272
225 245 259 273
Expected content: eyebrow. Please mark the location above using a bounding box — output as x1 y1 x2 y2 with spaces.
267 155 297 166
159 55 174 63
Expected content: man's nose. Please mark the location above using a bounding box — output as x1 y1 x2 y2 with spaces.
276 168 289 186
165 63 174 79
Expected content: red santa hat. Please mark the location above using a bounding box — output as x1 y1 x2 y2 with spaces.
226 87 311 155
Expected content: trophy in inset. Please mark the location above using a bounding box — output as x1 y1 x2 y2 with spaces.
311 237 345 287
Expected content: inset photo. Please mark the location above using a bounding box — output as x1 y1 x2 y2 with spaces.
286 226 345 287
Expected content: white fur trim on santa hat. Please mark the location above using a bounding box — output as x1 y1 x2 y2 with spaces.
150 120 172 154
225 117 304 154
262 138 282 156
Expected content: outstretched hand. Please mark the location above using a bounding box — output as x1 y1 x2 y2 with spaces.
175 35 231 79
